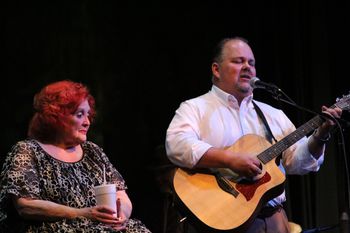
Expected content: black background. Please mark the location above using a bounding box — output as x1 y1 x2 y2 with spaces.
2 1 350 232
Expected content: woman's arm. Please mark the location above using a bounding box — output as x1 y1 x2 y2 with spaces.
13 196 77 221
12 196 119 224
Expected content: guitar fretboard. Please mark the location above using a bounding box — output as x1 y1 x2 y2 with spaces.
258 115 324 164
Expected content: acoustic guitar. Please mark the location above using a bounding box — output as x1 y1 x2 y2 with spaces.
172 93 350 232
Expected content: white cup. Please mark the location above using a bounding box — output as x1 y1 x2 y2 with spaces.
94 183 117 212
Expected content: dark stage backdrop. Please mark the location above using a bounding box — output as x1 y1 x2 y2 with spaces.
2 1 350 232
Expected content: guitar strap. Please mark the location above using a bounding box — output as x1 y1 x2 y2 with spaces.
252 100 278 143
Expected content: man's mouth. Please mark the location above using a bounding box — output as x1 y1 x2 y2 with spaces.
240 74 252 79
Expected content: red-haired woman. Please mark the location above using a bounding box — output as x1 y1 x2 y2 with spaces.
0 80 151 233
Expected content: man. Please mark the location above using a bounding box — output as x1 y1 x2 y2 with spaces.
165 37 342 232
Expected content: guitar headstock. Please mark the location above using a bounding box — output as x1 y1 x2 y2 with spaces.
335 92 350 111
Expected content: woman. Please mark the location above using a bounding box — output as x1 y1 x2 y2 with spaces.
0 80 151 233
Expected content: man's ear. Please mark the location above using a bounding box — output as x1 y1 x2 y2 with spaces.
211 62 220 79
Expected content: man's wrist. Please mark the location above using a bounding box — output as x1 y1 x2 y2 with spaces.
312 129 331 143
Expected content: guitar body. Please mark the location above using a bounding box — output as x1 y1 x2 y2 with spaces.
173 134 286 232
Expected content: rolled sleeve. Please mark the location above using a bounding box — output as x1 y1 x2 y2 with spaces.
284 137 324 174
166 100 212 168
166 134 212 168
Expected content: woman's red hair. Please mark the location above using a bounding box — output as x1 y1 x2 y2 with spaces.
28 80 96 143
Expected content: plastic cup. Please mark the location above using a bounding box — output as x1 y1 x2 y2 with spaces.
94 183 117 212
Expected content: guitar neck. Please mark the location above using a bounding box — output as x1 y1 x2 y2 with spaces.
258 114 324 164
257 99 345 164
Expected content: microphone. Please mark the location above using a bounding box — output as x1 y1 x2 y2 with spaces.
249 77 280 91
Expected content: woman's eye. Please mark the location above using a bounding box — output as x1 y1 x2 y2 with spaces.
76 112 83 118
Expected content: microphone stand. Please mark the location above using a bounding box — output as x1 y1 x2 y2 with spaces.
268 88 350 127
302 224 338 233
261 86 350 233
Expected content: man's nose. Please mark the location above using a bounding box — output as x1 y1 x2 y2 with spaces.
242 61 252 69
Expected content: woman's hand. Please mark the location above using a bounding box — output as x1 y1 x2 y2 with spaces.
79 205 119 225
111 209 127 231
78 190 133 230
86 205 127 230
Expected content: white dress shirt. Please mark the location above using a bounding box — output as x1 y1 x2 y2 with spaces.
166 85 324 206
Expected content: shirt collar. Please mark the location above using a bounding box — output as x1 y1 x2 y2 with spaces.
211 85 253 108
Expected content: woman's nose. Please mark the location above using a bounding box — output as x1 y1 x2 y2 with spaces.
83 117 90 126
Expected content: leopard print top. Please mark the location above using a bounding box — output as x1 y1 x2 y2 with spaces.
0 139 151 233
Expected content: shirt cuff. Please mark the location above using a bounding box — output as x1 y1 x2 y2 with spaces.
297 138 324 171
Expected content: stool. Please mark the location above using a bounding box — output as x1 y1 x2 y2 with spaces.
288 221 302 233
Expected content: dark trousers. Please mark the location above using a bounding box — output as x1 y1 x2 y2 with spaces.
245 206 291 233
